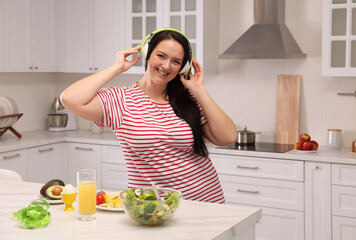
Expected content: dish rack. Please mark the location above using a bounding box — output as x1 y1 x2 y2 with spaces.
0 113 23 138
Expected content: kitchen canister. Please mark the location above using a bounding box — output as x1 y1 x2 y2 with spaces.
352 140 356 153
327 129 343 149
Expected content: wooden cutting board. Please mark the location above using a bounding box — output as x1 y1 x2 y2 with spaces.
275 75 301 145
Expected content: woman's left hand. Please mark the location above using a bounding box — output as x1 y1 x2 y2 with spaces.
180 59 204 91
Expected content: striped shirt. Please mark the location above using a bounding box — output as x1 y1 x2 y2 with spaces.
96 83 225 203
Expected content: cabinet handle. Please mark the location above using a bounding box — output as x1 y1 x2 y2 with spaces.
237 189 259 194
3 153 21 160
75 146 93 151
236 165 259 170
38 148 54 153
94 67 98 70
29 66 33 70
315 165 320 170
35 66 38 70
89 67 93 70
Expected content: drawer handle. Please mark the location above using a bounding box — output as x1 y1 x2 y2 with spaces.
3 153 21 160
75 146 93 151
236 165 259 170
237 189 259 194
38 148 54 153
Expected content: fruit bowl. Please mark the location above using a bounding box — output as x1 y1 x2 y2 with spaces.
294 133 319 151
119 187 182 226
294 149 318 153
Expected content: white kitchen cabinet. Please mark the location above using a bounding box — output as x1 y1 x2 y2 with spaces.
0 149 28 181
3 0 57 72
28 143 66 184
102 163 127 191
255 207 304 240
60 0 124 73
67 143 102 188
332 163 356 187
210 154 304 240
101 145 127 191
304 162 332 240
322 0 356 76
331 163 356 240
333 216 356 240
125 0 218 75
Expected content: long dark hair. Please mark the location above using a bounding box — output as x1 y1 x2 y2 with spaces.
145 30 208 157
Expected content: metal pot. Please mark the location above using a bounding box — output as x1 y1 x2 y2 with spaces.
48 114 67 127
236 126 258 145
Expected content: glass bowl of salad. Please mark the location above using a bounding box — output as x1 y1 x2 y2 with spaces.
119 187 182 225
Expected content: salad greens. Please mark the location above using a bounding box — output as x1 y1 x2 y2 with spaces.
13 199 51 229
122 188 182 225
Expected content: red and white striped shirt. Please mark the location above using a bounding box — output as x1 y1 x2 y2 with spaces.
96 83 225 203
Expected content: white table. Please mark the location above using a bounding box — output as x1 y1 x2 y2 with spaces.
0 181 261 240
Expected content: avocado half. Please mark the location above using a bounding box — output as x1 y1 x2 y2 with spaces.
40 179 65 198
45 185 64 200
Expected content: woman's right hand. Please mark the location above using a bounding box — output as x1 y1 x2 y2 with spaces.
115 45 141 73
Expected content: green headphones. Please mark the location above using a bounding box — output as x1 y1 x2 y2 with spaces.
139 28 193 74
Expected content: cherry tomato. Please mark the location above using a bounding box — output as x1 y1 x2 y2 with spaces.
96 193 106 205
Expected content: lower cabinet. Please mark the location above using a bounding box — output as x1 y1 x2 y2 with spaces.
101 163 127 191
304 162 331 240
210 154 304 240
255 207 304 240
28 143 66 184
0 140 128 193
101 145 127 191
332 216 356 240
67 142 102 188
331 163 356 240
0 149 28 181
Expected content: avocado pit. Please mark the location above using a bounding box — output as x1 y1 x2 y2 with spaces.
45 185 64 200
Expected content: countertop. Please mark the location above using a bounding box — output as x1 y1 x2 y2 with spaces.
1 130 356 165
0 181 261 240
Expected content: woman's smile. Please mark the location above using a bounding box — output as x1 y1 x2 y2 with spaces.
157 68 169 76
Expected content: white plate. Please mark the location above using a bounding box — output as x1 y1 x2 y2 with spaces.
6 96 18 114
5 96 18 126
96 205 124 212
37 194 63 204
294 149 318 153
0 105 5 128
0 96 14 127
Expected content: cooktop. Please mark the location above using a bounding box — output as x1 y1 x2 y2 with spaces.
217 142 295 153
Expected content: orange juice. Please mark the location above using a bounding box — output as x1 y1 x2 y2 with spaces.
78 181 97 215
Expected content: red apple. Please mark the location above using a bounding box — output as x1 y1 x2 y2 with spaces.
300 133 311 143
310 140 319 150
294 141 303 150
303 142 314 151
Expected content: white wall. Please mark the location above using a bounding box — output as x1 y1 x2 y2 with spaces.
208 0 356 146
1 0 355 147
0 73 56 134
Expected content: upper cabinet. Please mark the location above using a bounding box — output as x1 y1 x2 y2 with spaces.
0 0 216 74
3 0 57 72
322 0 356 76
59 0 124 73
125 0 218 75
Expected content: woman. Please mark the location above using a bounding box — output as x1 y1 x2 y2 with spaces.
61 28 237 203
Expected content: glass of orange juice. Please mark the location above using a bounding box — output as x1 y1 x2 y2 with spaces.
77 169 97 221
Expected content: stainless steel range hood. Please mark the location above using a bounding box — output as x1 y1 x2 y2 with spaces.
219 0 306 59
